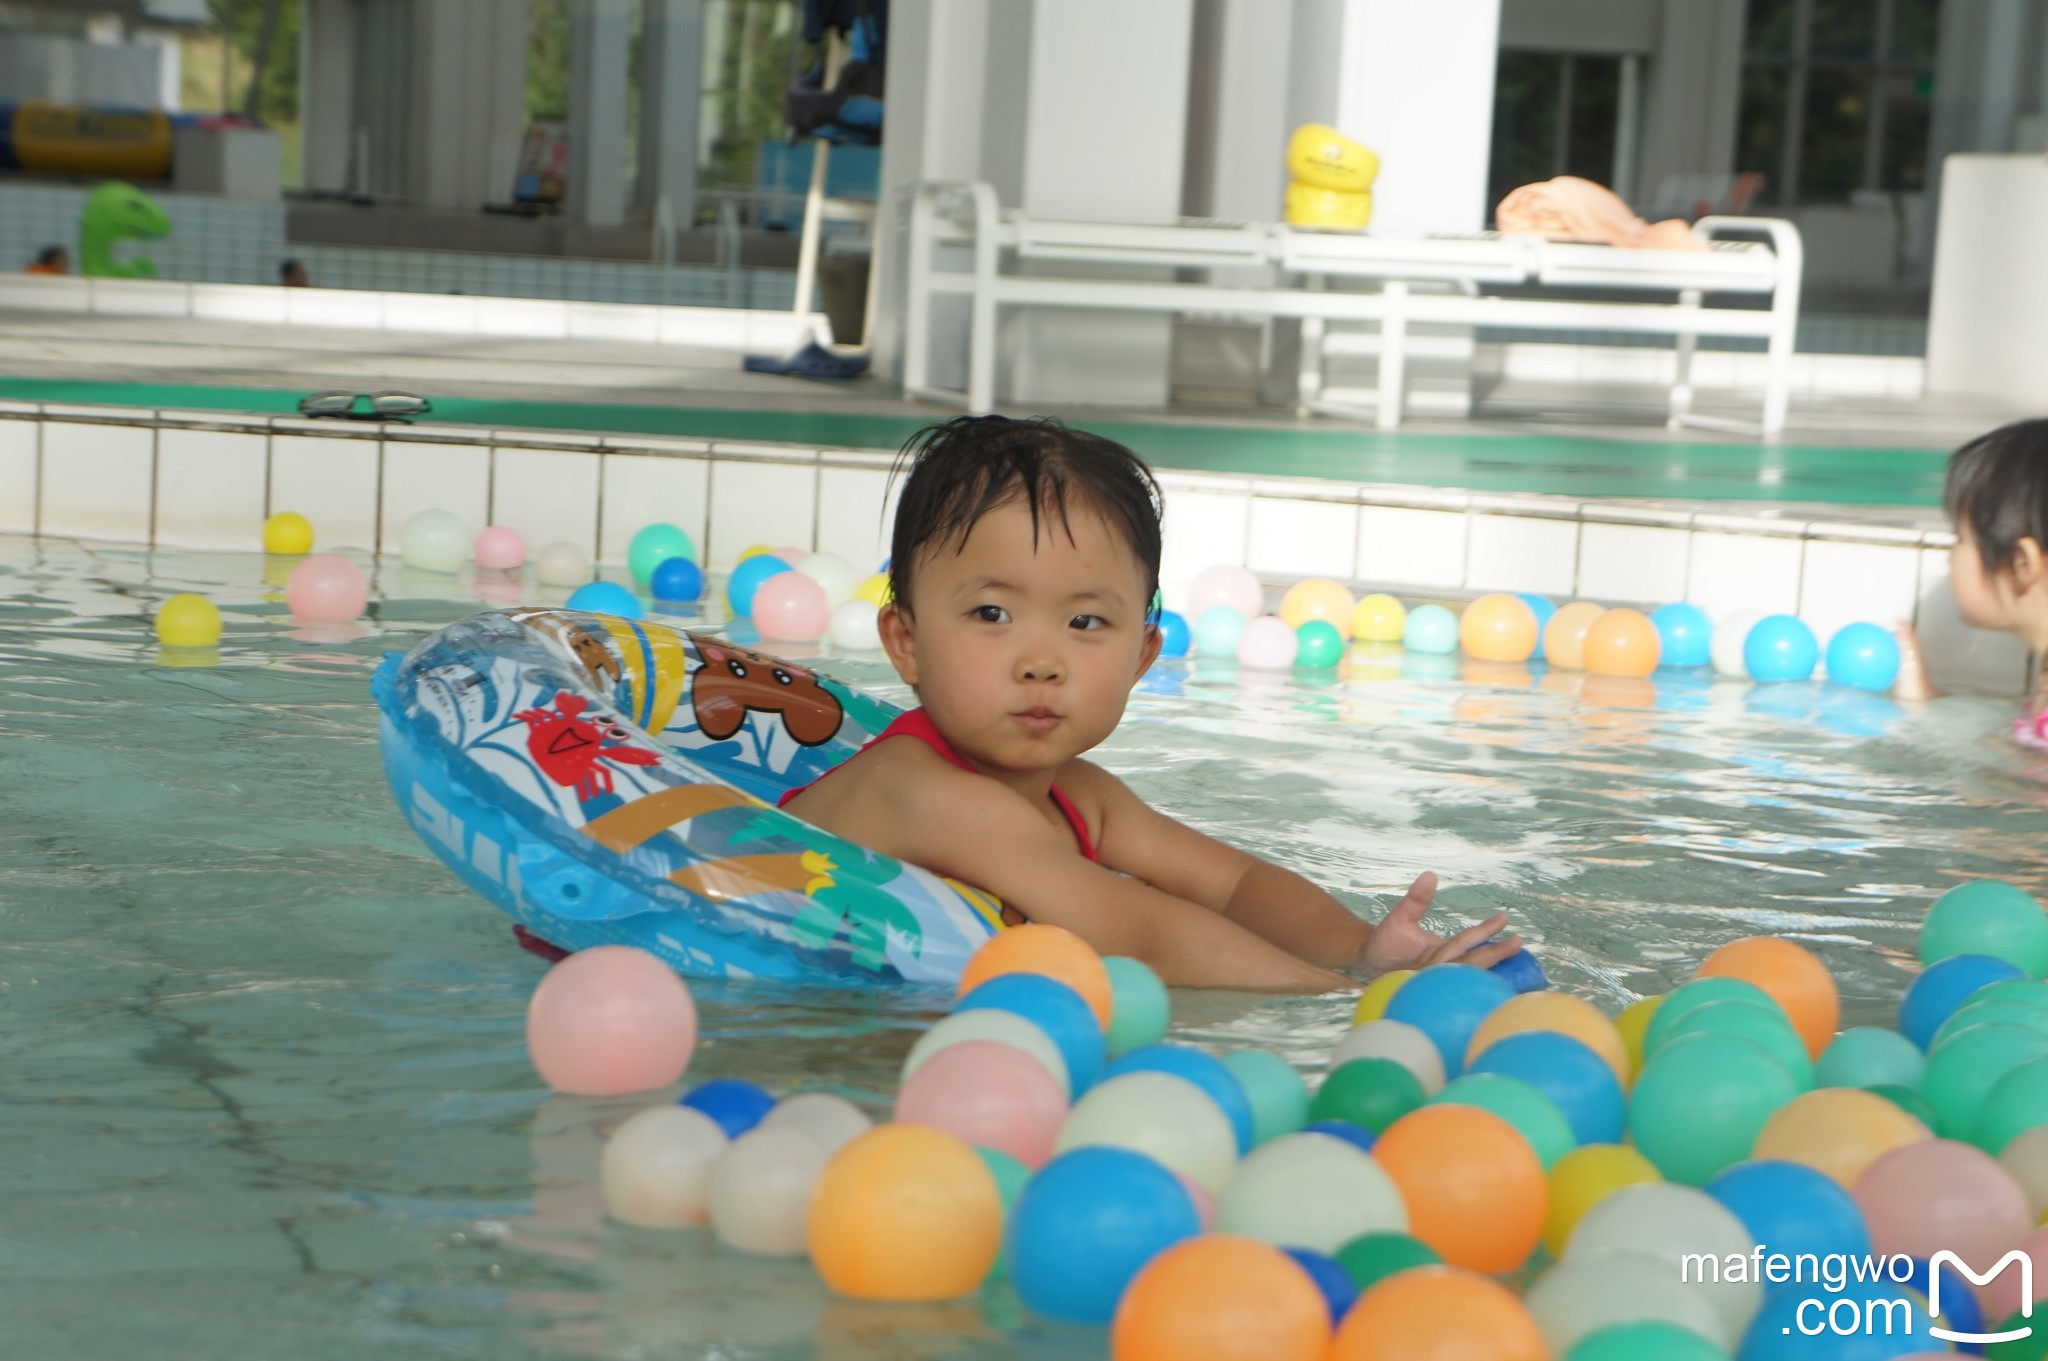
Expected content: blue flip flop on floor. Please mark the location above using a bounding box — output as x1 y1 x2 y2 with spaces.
742 341 870 379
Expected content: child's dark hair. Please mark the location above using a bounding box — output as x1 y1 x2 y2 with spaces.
887 416 1162 619
1947 418 2048 570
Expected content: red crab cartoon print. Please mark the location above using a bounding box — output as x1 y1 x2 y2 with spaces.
513 692 661 801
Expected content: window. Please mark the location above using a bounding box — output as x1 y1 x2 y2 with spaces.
1488 51 1628 213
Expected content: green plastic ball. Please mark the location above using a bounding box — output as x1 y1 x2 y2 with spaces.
1430 1073 1575 1169
1294 619 1345 669
1641 977 1781 1059
1972 978 2048 1011
1656 999 1814 1091
1987 1307 2044 1361
1922 1022 2044 1142
1977 1055 2048 1155
1220 1048 1310 1146
1333 1231 1441 1292
1628 1031 1799 1186
1100 956 1170 1057
1310 1057 1425 1135
627 522 696 585
1923 880 2048 978
1935 998 2048 1050
1816 1025 1926 1091
1563 1321 1729 1361
1864 1083 1939 1129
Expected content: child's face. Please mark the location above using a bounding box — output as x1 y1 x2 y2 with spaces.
880 496 1161 775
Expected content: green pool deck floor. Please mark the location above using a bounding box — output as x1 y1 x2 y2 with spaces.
0 376 1948 507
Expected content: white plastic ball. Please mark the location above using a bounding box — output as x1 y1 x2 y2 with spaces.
1525 1248 1729 1356
600 1104 729 1228
400 508 470 573
1565 1182 1761 1341
536 540 590 587
902 1008 1071 1098
1710 609 1763 679
796 552 860 610
1330 1018 1447 1094
758 1092 873 1156
1053 1070 1238 1196
1235 615 1299 670
1187 565 1264 619
828 599 881 651
1214 1131 1409 1253
707 1126 828 1257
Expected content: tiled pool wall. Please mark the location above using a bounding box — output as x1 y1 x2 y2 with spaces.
0 402 2028 696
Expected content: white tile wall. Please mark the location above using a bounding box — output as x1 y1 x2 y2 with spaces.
0 419 35 533
707 459 817 570
1686 532 1803 619
155 428 267 550
1799 539 1921 643
1356 505 1468 590
88 278 190 317
1577 522 1691 604
492 446 602 558
39 422 154 542
569 303 661 344
1466 513 1578 596
599 452 711 566
382 293 477 335
1247 497 1358 579
190 283 288 324
269 433 380 550
286 289 383 330
478 297 573 339
380 440 492 553
1159 486 1251 599
1914 546 2034 694
815 465 895 572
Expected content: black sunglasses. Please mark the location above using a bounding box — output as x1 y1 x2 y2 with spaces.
297 391 434 422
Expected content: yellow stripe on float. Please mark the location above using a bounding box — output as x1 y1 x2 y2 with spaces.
640 622 689 735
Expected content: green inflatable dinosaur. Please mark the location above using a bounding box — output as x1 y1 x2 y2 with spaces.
79 181 171 279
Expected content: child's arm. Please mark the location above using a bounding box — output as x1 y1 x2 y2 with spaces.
1893 622 1939 701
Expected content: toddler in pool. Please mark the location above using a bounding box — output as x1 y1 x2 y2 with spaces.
1897 418 2048 746
779 415 1522 990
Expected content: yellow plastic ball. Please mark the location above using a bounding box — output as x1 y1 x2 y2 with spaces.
1286 123 1380 193
1280 578 1357 638
1353 593 1407 644
154 593 222 648
1354 969 1415 1026
738 543 777 564
1285 181 1373 230
855 572 892 607
263 511 314 555
1543 1143 1662 1258
1616 994 1663 1081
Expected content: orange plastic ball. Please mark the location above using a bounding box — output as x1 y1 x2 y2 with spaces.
1280 578 1357 639
1112 1234 1331 1361
1458 593 1540 663
1582 608 1663 678
956 923 1113 1030
1466 991 1631 1088
1542 601 1607 670
1331 1266 1547 1361
1696 936 1840 1059
1372 1105 1545 1273
807 1123 1003 1301
1751 1088 1929 1189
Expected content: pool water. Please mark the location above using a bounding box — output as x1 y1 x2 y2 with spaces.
3 534 2043 1361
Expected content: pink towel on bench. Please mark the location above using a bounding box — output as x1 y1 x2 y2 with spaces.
1495 176 1703 251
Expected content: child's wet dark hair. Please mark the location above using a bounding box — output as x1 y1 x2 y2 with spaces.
1946 418 2048 570
887 415 1162 619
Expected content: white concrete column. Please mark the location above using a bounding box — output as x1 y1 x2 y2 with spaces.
569 0 632 227
1636 0 1745 199
638 0 703 222
411 0 529 211
1183 0 1293 221
298 0 356 194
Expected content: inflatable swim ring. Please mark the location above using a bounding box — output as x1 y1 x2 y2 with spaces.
371 608 1011 986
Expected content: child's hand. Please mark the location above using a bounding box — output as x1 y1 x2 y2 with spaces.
1892 621 1937 701
1357 871 1522 976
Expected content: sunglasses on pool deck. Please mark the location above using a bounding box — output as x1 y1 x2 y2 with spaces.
297 390 434 422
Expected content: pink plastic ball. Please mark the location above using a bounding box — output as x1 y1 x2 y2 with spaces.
1187 565 1263 620
1987 1222 2048 1320
1853 1138 2032 1273
1236 615 1300 670
775 545 810 567
474 525 526 570
752 571 831 640
285 553 369 623
1177 1172 1217 1229
893 1038 1069 1169
525 946 699 1095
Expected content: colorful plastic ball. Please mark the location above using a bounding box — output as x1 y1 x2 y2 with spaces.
1697 936 1839 1060
1738 1277 1936 1361
793 551 858 609
708 1125 828 1256
1544 1143 1663 1258
1236 614 1299 669
1852 1136 2031 1266
526 946 696 1095
1193 605 1247 657
1102 956 1170 1057
1007 1146 1200 1325
1220 1049 1310 1146
807 1123 1002 1301
1430 1073 1574 1169
1564 1322 1729 1361
1656 999 1814 1090
1294 619 1346 668
154 593 222 648
904 1007 1070 1099
956 973 1105 1094
1353 969 1413 1026
1707 609 1762 678
679 1077 776 1138
737 543 776 564
1280 577 1356 636
1517 593 1558 633
1333 1232 1441 1291
1922 880 2048 978
1643 977 1781 1058
627 523 696 584
1176 1172 1218 1229
1402 603 1459 654
772 544 808 567
1825 622 1901 692
565 579 644 618
2000 1124 2048 1220
1375 1104 1546 1272
1467 991 1631 1088
1985 1223 2048 1320
1055 1071 1237 1196
752 571 830 639
1187 564 1264 619
535 540 589 587
649 555 704 602
1939 995 2048 1052
1706 1159 1872 1263
1566 1182 1762 1341
725 553 791 616
1629 1032 1800 1185
1353 593 1407 643
1490 946 1549 992
1383 964 1516 1080
827 599 880 650
1616 995 1661 1079
1107 1045 1255 1153
474 525 526 570
1215 1131 1408 1253
285 553 369 622
1817 1027 1926 1092
758 1091 872 1155
854 571 891 606
1526 1250 1729 1357
1583 608 1663 678
1458 592 1540 663
957 923 1113 1028
1333 1018 1446 1094
1900 952 2027 1050
1923 1021 2042 1143
400 508 469 572
1543 601 1608 669
1155 609 1190 658
262 510 314 555
1302 1118 1377 1153
1867 1083 1938 1129
1311 1058 1426 1135
1899 1257 1987 1347
893 1039 1066 1168
1113 1235 1333 1361
1650 603 1714 668
1980 1056 2048 1157
1282 1246 1360 1326
1752 1087 1930 1188
1469 1029 1628 1145
1332 1265 1547 1361
1742 614 1820 682
601 1104 729 1227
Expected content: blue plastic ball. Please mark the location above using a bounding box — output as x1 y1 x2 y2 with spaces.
1194 606 1246 657
956 973 1106 1094
1282 1247 1360 1325
1651 602 1714 668
1383 964 1517 1079
1103 1044 1257 1154
1824 622 1902 692
678 1077 776 1138
1403 603 1459 654
1467 1030 1627 1145
725 553 792 617
649 556 704 603
1898 953 2026 1051
1738 1277 1933 1360
1744 614 1820 682
1900 1256 1982 1340
565 580 645 619
1006 1147 1200 1325
1706 1160 1873 1264
1517 593 1557 633
1157 609 1190 658
1302 1118 1378 1154
1489 946 1548 994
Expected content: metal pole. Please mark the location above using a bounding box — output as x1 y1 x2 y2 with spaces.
791 138 829 327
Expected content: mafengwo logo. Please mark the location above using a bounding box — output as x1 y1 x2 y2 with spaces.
1928 1249 2031 1346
